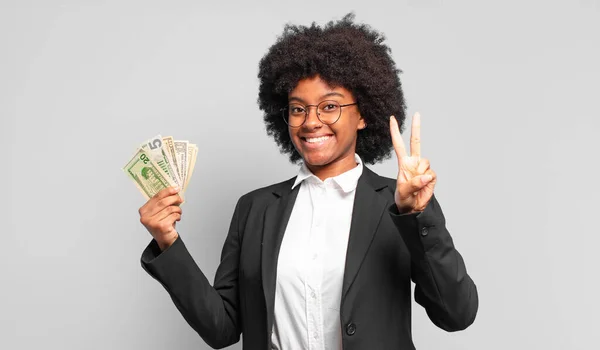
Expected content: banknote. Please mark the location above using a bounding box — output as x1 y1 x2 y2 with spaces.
124 135 196 201
141 134 182 188
173 140 188 187
184 144 198 191
123 148 178 200
161 136 181 181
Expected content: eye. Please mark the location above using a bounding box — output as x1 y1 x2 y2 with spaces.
289 105 306 115
321 103 339 112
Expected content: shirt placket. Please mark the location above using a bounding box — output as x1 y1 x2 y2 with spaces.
306 182 326 350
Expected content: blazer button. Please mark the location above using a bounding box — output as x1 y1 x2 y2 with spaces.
346 322 356 336
421 227 429 236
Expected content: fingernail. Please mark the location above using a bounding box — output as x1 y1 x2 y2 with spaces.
422 175 432 183
173 186 180 192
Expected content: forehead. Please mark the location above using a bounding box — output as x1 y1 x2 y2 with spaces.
289 75 352 100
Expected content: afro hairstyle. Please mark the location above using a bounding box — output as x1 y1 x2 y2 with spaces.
257 13 407 165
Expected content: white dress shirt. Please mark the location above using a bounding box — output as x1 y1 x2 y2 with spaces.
271 154 363 350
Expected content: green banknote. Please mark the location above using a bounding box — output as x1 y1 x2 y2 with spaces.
123 148 178 200
141 134 182 189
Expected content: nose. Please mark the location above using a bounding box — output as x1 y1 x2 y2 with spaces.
303 106 322 129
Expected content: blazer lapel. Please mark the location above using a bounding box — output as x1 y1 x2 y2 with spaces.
261 178 300 338
341 167 391 302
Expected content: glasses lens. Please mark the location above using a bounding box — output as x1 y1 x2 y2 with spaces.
317 100 341 125
284 104 306 127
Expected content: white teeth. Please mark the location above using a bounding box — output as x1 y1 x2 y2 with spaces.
305 136 331 143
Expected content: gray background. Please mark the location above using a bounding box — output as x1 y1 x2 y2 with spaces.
1 0 599 349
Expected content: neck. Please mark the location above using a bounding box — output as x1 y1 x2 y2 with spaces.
306 153 358 181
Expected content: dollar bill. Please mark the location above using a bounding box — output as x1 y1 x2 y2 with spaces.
184 144 198 191
141 134 182 188
124 135 196 201
174 140 188 188
162 136 181 181
123 148 178 199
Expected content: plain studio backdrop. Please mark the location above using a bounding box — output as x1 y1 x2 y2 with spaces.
1 0 599 349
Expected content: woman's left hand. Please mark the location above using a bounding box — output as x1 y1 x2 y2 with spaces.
390 112 437 214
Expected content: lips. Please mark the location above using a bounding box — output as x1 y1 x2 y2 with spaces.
300 134 334 149
303 135 332 143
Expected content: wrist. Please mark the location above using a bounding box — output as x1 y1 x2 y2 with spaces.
395 204 422 215
156 233 178 251
395 203 412 214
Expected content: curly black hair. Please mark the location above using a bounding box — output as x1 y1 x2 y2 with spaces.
257 13 406 165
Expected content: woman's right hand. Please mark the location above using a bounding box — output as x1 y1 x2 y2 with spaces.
139 186 183 251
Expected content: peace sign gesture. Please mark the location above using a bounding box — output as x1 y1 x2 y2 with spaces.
390 113 437 214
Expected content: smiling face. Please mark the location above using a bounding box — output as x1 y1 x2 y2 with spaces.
288 75 366 179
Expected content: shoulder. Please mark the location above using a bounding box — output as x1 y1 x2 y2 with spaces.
236 176 297 207
362 166 396 193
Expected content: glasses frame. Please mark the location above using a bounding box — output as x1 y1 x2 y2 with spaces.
281 100 358 128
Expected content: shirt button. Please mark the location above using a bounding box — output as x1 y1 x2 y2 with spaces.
311 291 316 299
312 253 318 260
313 332 319 339
421 227 429 236
346 322 356 336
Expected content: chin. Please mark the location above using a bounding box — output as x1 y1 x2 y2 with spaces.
302 145 350 168
302 152 333 167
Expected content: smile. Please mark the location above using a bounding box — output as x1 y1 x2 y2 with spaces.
303 135 332 143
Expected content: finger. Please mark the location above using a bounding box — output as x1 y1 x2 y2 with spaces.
154 205 183 222
157 213 181 235
410 112 421 159
413 174 433 190
154 186 180 200
417 158 430 174
148 194 184 217
390 116 408 159
166 213 182 227
425 169 436 183
399 174 434 197
140 186 180 215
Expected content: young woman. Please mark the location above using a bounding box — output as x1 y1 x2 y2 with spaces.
138 14 478 350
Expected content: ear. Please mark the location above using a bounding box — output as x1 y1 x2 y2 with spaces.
357 116 367 130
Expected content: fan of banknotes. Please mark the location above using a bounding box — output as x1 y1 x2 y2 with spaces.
123 135 197 200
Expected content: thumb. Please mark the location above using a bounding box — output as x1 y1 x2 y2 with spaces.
409 174 433 191
398 174 433 199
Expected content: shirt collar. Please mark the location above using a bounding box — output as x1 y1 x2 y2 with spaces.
291 154 364 193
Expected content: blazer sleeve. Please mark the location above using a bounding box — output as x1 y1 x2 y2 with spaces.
140 198 244 349
389 194 479 332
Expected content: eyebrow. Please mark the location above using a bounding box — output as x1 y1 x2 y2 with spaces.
288 92 346 103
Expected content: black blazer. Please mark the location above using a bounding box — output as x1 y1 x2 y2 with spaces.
141 167 478 350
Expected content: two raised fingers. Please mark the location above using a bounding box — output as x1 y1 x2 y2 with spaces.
390 112 421 160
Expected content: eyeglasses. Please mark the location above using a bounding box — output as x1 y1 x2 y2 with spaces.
281 100 358 127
